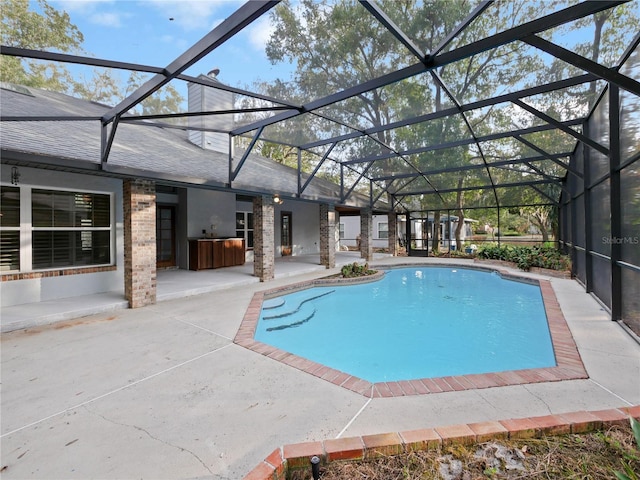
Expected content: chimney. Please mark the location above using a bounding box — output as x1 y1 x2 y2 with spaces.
187 68 234 153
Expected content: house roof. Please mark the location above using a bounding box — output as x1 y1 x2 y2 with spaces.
0 83 371 207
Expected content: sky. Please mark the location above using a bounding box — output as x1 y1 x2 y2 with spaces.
36 0 640 111
48 0 291 90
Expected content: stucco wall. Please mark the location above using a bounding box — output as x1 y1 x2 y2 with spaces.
186 188 237 239
274 201 320 256
341 215 390 248
0 165 124 307
186 191 321 258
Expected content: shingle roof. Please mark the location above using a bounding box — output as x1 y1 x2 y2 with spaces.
0 84 370 207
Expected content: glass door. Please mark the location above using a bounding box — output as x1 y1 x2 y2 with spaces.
408 211 431 257
156 205 176 268
281 211 292 256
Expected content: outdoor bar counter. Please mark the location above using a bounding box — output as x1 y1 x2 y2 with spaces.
188 238 245 270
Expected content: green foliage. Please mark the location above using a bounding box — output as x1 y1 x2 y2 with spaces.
340 262 376 278
1 0 184 112
122 71 185 117
614 417 640 480
431 248 473 258
483 466 499 477
477 244 511 261
257 0 640 213
1 0 83 89
477 244 571 272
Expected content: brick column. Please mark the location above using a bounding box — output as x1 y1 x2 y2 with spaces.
388 211 398 256
123 179 156 308
253 195 275 282
360 209 373 262
319 204 336 269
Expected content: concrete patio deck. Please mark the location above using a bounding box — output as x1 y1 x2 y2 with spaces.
1 256 639 479
0 251 373 333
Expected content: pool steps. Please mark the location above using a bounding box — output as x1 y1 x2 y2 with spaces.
262 290 334 320
261 290 335 331
262 297 285 310
266 306 316 331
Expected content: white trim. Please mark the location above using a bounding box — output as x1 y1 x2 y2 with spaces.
2 185 116 273
376 221 389 240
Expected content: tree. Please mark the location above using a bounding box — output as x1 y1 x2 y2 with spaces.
72 68 121 105
541 3 640 111
1 0 83 89
264 0 440 192
123 71 184 118
262 0 561 253
2 0 184 113
261 0 638 212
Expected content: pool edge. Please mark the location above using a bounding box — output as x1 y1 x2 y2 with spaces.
233 264 587 398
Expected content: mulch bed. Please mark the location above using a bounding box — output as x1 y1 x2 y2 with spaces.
290 423 639 479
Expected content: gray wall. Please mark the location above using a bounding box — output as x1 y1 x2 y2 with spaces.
274 201 320 256
0 165 124 307
340 214 391 248
0 168 327 308
187 188 237 239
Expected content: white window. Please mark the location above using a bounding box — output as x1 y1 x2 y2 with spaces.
339 223 345 239
236 211 254 249
0 186 20 271
378 222 389 239
0 186 112 272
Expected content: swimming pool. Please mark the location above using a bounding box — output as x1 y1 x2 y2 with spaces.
254 267 556 383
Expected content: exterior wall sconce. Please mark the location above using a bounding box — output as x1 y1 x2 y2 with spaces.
273 194 284 205
11 167 20 185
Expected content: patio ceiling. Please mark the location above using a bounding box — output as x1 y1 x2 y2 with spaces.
2 0 639 212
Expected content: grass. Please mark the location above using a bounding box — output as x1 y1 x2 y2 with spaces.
290 422 639 480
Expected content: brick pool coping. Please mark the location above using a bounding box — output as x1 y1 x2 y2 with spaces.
233 265 588 398
243 405 640 480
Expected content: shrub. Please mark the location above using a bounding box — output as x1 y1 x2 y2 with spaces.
340 262 376 278
432 249 474 258
477 244 511 261
477 244 571 272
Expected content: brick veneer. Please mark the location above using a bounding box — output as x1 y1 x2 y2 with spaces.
243 406 640 480
360 209 373 261
234 265 588 398
253 195 275 282
123 179 156 308
319 204 336 269
1 265 116 282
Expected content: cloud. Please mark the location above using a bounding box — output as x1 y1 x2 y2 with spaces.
89 11 124 27
160 34 189 52
244 15 274 51
53 0 115 15
53 0 126 28
55 0 238 31
145 0 235 31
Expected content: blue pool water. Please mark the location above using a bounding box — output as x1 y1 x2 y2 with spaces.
255 267 556 383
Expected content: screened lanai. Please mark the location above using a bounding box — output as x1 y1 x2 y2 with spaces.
1 0 639 332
